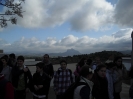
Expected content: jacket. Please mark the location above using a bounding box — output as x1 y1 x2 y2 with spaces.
11 65 32 89
32 72 50 98
91 73 109 99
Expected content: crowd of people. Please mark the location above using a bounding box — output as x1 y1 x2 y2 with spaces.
0 53 132 99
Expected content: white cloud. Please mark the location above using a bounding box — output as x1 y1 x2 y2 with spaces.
9 0 114 31
114 0 133 27
0 28 132 54
0 0 133 31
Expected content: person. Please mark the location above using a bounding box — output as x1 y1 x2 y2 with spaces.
0 61 14 99
92 57 101 70
106 62 117 99
73 66 94 99
113 56 127 99
128 65 133 85
11 55 33 99
8 53 17 67
86 58 93 66
1 55 12 81
91 64 109 99
32 62 50 99
53 60 73 99
42 54 54 99
74 57 87 79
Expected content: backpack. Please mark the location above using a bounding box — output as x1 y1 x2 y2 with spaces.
0 79 8 99
61 82 89 99
57 69 73 83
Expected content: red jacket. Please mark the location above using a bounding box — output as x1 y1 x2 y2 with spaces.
0 74 14 99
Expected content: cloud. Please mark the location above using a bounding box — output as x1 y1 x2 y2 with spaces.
1 0 133 32
114 0 133 27
7 0 114 31
0 28 132 54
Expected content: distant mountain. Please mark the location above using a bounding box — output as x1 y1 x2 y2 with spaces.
119 50 131 55
5 48 81 57
49 48 81 57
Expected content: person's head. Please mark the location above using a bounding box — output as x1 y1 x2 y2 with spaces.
60 60 67 70
43 54 49 63
86 58 92 66
17 55 24 67
95 64 106 78
79 66 94 80
78 57 87 67
36 62 44 73
113 56 122 66
9 53 16 60
1 56 8 66
106 62 117 72
95 57 101 65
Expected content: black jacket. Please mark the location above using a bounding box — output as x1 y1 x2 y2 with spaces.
33 72 50 95
11 65 32 89
43 62 54 79
92 73 109 99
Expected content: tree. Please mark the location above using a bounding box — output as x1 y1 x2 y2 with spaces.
0 0 24 28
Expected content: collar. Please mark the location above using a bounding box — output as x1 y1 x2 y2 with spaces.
80 76 94 89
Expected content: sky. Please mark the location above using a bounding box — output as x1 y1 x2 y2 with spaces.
0 0 133 54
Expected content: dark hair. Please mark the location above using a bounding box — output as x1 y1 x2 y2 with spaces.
86 58 92 65
113 56 122 69
105 62 116 69
36 62 44 69
17 55 24 62
9 53 16 59
79 66 93 78
60 60 67 65
95 64 106 72
44 54 49 58
1 55 8 62
78 57 86 67
113 56 122 63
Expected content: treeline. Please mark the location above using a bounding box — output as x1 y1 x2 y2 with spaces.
24 50 130 64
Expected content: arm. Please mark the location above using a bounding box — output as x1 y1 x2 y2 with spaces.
49 64 54 78
27 68 33 82
122 64 128 79
114 70 122 83
5 82 14 99
106 73 114 99
26 67 33 92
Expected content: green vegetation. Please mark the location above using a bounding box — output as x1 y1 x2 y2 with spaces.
24 50 130 64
